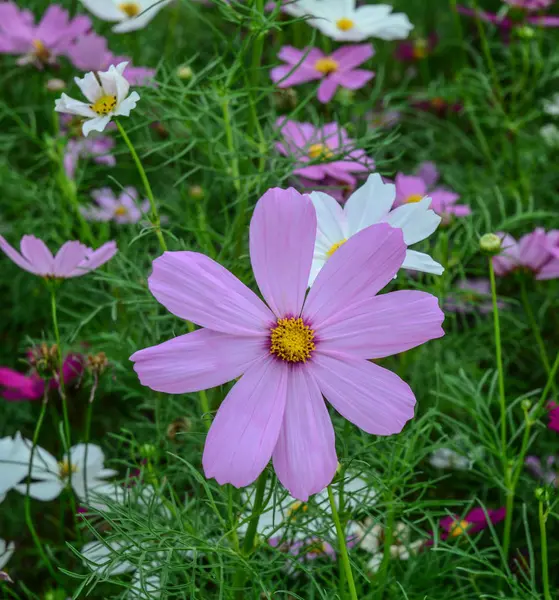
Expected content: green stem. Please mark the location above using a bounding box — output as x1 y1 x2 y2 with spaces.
247 0 265 138
539 500 551 600
328 485 358 600
82 374 97 502
233 470 268 599
221 98 241 194
115 120 167 252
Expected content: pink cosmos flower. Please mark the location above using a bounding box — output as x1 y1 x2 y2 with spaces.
81 187 150 224
439 507 506 540
394 162 470 222
457 4 559 32
0 236 117 278
505 0 555 9
548 402 559 433
66 32 156 87
411 96 463 116
0 351 84 402
492 229 559 280
276 118 375 187
131 188 444 501
395 33 438 62
525 456 558 486
445 278 497 314
271 44 375 104
0 3 90 68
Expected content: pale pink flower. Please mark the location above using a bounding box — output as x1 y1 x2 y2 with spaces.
0 236 117 278
445 279 498 314
131 188 444 500
0 3 90 68
81 187 150 224
271 44 375 104
276 118 375 186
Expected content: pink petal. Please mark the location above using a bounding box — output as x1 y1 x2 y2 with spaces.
20 235 54 274
0 368 44 401
149 252 274 336
528 15 559 26
537 257 559 280
69 241 117 276
272 367 337 501
309 353 415 435
395 174 427 203
61 354 84 384
317 290 444 359
492 233 519 276
130 328 267 393
203 357 288 488
53 241 89 277
302 223 406 330
317 77 340 103
294 165 327 180
334 69 375 90
271 64 322 87
0 235 37 274
417 161 439 187
277 45 323 65
429 189 460 209
331 44 375 70
250 188 316 319
519 229 550 271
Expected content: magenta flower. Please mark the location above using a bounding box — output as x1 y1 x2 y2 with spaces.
439 507 506 540
457 4 559 32
492 229 559 280
0 236 117 279
66 32 156 87
411 96 463 116
525 456 558 486
0 352 84 402
395 33 438 62
505 0 555 9
548 402 559 433
0 3 90 68
131 188 444 500
81 187 150 224
271 44 375 104
394 162 470 221
276 118 375 186
445 278 497 314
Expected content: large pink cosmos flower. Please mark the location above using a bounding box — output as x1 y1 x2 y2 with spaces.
131 188 444 500
271 45 375 104
0 236 117 278
0 3 90 68
276 119 375 186
492 229 559 280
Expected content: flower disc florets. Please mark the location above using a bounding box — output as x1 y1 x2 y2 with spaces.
270 317 315 363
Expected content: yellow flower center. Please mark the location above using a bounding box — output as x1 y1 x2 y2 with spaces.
287 501 309 521
308 143 334 160
405 194 423 204
90 95 117 116
336 17 355 31
413 38 429 59
58 460 78 479
119 2 141 17
114 205 128 216
326 239 347 257
270 318 315 363
32 39 50 62
315 57 339 74
450 519 470 537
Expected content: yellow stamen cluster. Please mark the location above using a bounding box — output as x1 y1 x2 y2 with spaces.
287 501 309 521
413 38 429 60
405 194 423 204
326 239 347 258
336 17 355 31
450 519 470 537
315 57 339 74
91 95 117 116
58 460 78 479
32 39 50 62
308 143 334 161
114 205 128 217
119 2 141 17
270 318 315 363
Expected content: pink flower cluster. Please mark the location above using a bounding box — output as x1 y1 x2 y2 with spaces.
458 2 559 33
548 403 559 433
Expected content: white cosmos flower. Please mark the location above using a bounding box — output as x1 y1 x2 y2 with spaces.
541 124 559 147
543 93 559 117
55 62 140 137
79 0 173 33
309 173 443 286
285 0 413 42
0 539 15 571
13 441 117 502
429 447 472 471
0 432 32 503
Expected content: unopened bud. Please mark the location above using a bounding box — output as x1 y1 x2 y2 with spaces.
139 443 157 459
535 487 549 502
516 26 535 39
521 399 532 412
189 185 204 200
177 65 193 80
87 352 109 376
46 78 66 92
479 233 502 255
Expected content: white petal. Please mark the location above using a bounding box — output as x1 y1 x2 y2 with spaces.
113 91 140 117
16 479 64 501
383 197 441 245
82 540 136 576
55 93 97 118
112 0 172 33
83 115 112 137
308 258 326 287
344 174 395 235
74 72 103 103
401 249 444 275
0 540 14 571
130 568 161 599
310 191 347 242
79 0 123 21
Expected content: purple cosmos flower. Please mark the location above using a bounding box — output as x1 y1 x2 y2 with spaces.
525 456 558 486
439 507 506 540
0 3 90 68
66 32 156 87
395 33 438 62
131 188 444 501
81 187 150 224
271 44 375 104
275 118 375 186
548 403 559 433
394 162 470 222
0 350 84 402
492 229 559 280
457 3 559 32
0 236 117 278
445 278 500 314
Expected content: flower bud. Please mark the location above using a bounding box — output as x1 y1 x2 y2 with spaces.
520 399 532 412
139 443 157 460
177 65 193 80
479 233 502 256
515 26 535 39
535 487 549 502
189 185 204 200
46 78 66 92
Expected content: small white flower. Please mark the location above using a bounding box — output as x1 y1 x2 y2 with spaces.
0 432 32 503
79 0 173 33
0 539 15 571
429 447 472 471
543 93 559 117
540 123 559 147
285 0 413 42
13 441 117 502
55 62 140 137
309 173 443 286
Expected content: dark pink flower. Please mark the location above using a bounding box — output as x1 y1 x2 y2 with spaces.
395 33 438 62
275 118 375 186
0 3 90 68
0 235 117 278
548 402 559 433
505 0 555 9
439 507 506 540
271 44 375 104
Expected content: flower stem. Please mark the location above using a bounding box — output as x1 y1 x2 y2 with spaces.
328 485 358 600
538 498 552 600
248 0 265 138
82 374 98 502
233 470 268 599
115 119 167 252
